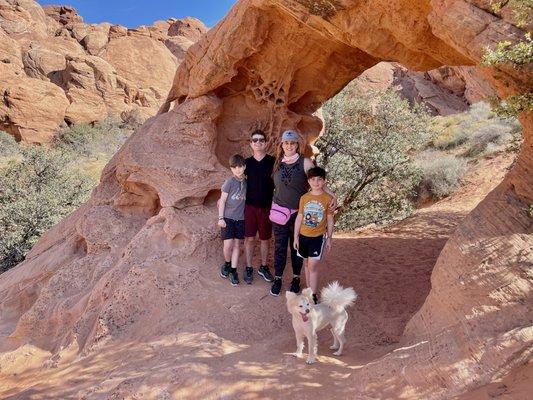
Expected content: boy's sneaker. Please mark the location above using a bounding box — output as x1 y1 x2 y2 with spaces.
244 267 253 284
289 276 301 293
257 265 274 282
270 277 282 296
220 262 231 279
229 269 239 286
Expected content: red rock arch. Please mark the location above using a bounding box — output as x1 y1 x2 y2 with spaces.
1 1 531 398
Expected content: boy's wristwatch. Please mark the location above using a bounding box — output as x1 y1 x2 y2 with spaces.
218 217 224 220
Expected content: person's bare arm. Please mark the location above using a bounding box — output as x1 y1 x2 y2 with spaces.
303 157 314 173
293 213 303 250
325 213 334 253
217 192 228 227
323 185 338 211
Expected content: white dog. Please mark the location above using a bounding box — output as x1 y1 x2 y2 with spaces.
285 281 357 364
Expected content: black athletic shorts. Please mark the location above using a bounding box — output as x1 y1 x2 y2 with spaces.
297 234 325 260
221 218 245 240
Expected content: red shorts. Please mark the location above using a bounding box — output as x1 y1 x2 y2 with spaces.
244 204 272 240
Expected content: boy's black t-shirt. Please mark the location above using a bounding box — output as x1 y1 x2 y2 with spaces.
245 154 275 208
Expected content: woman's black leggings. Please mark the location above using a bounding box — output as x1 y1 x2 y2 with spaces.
273 213 303 278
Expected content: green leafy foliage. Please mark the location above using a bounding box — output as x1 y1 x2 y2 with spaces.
481 32 532 68
490 0 533 28
416 153 468 199
315 86 433 230
0 119 134 272
0 139 92 272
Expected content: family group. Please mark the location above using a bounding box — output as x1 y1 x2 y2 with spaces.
217 129 336 303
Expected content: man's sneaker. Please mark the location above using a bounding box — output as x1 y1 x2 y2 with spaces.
220 263 231 279
289 276 301 293
270 277 282 296
244 267 253 284
257 265 274 282
229 269 239 286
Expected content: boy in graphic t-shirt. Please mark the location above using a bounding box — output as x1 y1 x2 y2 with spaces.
293 167 334 304
218 154 247 286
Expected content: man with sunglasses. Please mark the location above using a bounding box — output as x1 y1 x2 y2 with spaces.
243 130 275 284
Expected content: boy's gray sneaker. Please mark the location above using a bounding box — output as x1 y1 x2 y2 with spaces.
270 277 282 296
258 265 274 282
244 267 253 284
229 270 239 286
220 263 231 279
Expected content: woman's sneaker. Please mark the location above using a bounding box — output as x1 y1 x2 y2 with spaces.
229 269 239 286
270 277 282 296
258 265 274 282
289 276 301 293
244 267 253 284
220 262 231 278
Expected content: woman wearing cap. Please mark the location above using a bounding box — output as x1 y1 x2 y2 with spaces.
269 130 315 297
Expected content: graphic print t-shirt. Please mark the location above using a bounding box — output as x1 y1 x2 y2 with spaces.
298 192 333 237
221 177 247 220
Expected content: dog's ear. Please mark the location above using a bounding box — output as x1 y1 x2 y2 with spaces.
286 291 297 300
302 288 313 300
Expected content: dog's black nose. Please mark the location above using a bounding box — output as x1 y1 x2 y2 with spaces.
305 309 310 314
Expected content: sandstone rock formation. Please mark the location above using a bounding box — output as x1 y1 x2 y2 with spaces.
0 0 531 399
0 0 207 142
355 62 497 115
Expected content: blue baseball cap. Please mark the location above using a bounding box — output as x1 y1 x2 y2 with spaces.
281 130 299 142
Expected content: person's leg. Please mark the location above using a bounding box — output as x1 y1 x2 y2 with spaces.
307 258 320 294
288 215 303 276
244 236 255 267
231 239 240 269
304 260 310 288
273 222 289 278
244 204 258 267
259 239 269 266
223 239 233 263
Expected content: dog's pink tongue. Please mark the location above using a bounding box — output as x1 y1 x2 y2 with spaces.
301 313 308 322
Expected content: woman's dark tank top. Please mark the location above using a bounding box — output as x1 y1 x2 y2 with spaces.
273 156 309 209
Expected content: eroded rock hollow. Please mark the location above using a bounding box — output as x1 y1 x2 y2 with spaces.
0 0 531 398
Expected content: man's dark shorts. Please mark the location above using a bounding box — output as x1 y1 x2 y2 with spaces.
244 204 272 240
297 234 325 260
221 218 245 240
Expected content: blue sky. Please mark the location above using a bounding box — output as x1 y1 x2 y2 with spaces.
37 0 236 28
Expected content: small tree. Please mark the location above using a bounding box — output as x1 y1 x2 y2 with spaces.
315 85 433 229
0 143 92 272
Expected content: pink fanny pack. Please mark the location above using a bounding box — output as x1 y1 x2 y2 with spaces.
269 202 298 225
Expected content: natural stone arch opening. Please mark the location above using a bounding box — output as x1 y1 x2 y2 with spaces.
1 0 531 398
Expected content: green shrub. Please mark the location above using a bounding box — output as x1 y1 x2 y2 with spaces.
481 32 532 68
0 145 92 272
316 86 433 229
54 118 131 157
417 154 468 199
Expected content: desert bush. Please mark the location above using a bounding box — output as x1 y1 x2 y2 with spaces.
54 117 132 156
430 102 522 156
417 154 468 199
316 85 433 229
0 145 92 272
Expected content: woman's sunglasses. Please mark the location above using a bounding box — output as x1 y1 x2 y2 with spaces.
251 138 266 143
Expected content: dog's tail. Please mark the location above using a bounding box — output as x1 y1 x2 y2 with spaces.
321 281 357 312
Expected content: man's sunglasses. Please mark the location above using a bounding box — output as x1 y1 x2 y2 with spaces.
251 138 266 143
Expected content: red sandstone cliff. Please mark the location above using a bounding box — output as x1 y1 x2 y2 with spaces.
0 0 207 142
0 0 531 398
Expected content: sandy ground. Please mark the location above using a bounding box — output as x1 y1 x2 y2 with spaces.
1 154 527 400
